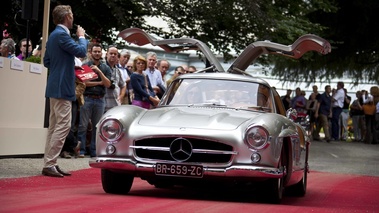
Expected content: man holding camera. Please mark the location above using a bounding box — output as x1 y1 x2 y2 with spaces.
77 43 112 158
104 45 126 112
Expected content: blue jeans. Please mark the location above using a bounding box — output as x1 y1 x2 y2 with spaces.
77 96 105 157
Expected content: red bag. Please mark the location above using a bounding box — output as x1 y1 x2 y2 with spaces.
75 65 98 82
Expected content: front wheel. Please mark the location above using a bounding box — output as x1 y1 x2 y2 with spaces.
287 164 308 196
101 169 134 194
259 150 286 204
264 176 284 204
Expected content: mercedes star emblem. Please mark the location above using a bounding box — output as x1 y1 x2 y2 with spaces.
169 138 193 162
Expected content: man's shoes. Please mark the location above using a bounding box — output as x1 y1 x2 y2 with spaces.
78 154 85 158
42 166 64 178
61 151 72 159
74 141 81 156
55 165 71 176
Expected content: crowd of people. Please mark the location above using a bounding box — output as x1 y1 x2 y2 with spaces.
2 5 199 178
281 84 379 144
0 35 41 60
53 41 197 174
56 37 196 159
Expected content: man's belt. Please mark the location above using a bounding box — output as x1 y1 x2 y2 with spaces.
85 94 104 99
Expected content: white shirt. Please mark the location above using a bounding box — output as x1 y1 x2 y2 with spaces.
363 94 373 104
74 57 82 67
59 24 85 39
58 24 70 35
117 64 129 82
333 88 345 108
143 68 164 87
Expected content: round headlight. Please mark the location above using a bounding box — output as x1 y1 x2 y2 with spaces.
100 119 123 142
245 126 269 149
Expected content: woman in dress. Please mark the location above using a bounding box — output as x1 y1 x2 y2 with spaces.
306 93 318 138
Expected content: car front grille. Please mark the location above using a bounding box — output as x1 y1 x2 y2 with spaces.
133 137 234 163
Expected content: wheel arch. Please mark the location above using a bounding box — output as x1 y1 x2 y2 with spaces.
282 136 293 186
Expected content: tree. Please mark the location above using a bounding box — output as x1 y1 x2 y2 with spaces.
3 0 378 84
271 0 379 85
142 0 345 83
1 0 159 52
143 0 379 85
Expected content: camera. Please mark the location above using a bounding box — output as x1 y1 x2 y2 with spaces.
109 80 115 89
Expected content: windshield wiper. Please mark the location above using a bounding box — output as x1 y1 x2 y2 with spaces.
188 102 227 107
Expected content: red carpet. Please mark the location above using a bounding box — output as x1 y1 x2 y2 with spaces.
0 168 378 212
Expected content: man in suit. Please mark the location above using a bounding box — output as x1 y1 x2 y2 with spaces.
42 5 88 177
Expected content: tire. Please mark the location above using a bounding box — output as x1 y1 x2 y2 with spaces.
260 150 285 204
101 169 134 194
287 165 308 196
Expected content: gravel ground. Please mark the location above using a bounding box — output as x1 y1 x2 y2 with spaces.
0 156 91 179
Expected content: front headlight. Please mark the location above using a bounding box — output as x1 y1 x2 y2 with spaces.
100 119 123 143
245 126 269 149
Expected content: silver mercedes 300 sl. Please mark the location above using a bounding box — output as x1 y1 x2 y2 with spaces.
90 28 331 203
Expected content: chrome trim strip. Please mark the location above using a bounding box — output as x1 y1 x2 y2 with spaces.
90 157 283 178
130 146 238 155
130 145 170 151
192 149 238 155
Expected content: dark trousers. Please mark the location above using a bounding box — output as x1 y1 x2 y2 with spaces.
375 114 379 144
365 114 376 144
331 107 342 140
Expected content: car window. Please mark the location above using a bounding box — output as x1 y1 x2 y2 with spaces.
161 78 274 113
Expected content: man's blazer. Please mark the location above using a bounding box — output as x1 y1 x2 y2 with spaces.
44 25 88 101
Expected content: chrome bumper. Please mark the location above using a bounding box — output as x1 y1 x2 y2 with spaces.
89 157 284 178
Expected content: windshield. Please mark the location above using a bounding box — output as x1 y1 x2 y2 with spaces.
161 78 274 113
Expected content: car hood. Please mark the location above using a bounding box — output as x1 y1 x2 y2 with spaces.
138 107 258 130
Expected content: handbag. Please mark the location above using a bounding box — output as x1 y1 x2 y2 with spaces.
362 103 375 115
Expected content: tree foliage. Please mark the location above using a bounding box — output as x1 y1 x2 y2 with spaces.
272 0 379 85
143 0 334 57
2 0 378 84
1 0 162 49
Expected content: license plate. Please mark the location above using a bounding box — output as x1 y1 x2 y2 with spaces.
155 163 203 178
